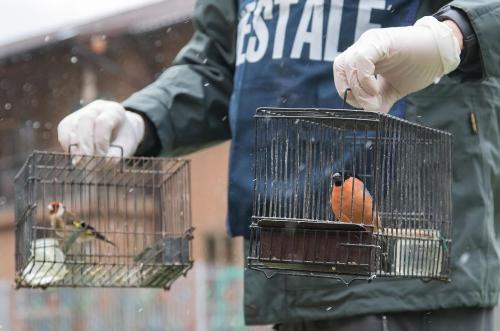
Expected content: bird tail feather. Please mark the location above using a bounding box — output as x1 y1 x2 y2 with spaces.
96 233 116 247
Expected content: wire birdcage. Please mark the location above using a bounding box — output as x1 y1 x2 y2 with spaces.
15 147 193 289
248 107 452 281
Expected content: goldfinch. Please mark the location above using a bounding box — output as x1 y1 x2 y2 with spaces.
47 201 115 247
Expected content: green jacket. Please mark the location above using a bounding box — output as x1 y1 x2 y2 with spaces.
123 0 500 325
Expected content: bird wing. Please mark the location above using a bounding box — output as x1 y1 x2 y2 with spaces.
80 223 99 237
84 223 97 231
84 228 99 238
73 221 96 236
61 227 86 253
79 222 116 246
353 180 382 229
63 210 77 225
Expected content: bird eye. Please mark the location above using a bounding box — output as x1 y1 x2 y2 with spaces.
81 222 86 227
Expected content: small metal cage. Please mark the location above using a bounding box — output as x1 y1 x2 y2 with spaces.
248 108 452 281
15 150 193 289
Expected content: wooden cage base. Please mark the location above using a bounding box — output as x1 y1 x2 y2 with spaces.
248 218 379 277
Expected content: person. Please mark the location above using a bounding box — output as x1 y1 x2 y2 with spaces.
57 0 500 330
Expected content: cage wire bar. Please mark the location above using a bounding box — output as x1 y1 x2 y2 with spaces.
15 151 193 289
248 107 452 281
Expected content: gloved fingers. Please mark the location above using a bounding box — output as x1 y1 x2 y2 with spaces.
340 51 381 111
75 105 100 156
354 54 380 97
345 63 383 112
94 110 123 156
349 81 381 111
105 146 124 161
377 76 401 113
57 114 77 153
68 132 83 165
333 53 361 108
335 28 394 111
107 134 135 159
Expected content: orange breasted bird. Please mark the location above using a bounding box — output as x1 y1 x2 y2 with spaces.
47 201 115 247
330 172 381 231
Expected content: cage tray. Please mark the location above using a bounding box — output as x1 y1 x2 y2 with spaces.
249 218 378 276
17 260 192 289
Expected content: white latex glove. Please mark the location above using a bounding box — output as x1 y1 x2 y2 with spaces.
58 100 145 159
333 16 461 113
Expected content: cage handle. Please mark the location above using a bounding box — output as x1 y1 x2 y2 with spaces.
342 88 351 109
68 143 78 155
342 88 363 111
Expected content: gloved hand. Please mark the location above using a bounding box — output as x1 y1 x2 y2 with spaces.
58 100 145 159
333 16 462 113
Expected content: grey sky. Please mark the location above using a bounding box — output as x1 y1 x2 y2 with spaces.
0 0 161 46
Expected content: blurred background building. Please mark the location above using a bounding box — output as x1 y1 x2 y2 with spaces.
0 0 259 330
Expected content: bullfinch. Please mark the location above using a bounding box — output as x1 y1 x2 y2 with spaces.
330 172 381 231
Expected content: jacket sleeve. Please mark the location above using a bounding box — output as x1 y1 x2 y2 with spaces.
447 1 500 78
122 0 236 155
